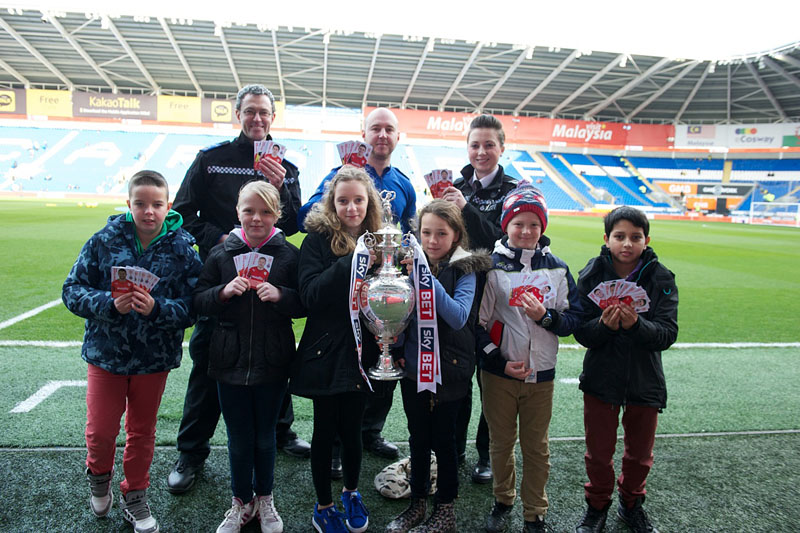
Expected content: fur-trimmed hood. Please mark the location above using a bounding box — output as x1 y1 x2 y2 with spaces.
443 246 492 274
302 206 334 235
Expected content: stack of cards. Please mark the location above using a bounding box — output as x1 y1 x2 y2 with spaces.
508 272 555 307
423 169 454 199
234 252 275 289
337 141 372 168
254 140 286 168
589 280 650 313
110 266 159 298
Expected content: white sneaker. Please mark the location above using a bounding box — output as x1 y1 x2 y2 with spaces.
85 468 113 517
257 493 284 533
216 497 257 533
120 490 159 533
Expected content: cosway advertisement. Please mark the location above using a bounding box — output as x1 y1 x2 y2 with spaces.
676 123 800 149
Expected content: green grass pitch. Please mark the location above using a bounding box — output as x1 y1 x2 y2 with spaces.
1 198 799 532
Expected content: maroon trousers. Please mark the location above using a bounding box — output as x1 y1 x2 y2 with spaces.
582 393 659 509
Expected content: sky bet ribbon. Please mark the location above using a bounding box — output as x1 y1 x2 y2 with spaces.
349 233 374 392
408 234 441 393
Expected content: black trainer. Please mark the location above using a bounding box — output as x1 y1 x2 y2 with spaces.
576 500 610 533
485 500 513 533
277 435 311 459
523 516 548 533
166 457 203 495
472 457 492 484
617 497 658 533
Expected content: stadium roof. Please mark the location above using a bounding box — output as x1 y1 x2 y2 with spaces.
0 4 799 124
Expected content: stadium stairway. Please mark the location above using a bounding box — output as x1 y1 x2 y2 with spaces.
527 151 592 209
585 154 652 206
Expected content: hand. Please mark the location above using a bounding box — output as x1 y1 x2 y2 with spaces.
520 292 546 322
256 282 282 302
600 305 621 331
440 186 467 209
504 360 533 380
399 255 413 275
367 249 378 270
396 358 406 369
619 303 639 330
221 276 249 300
113 292 134 314
256 157 286 189
217 233 228 245
130 286 155 316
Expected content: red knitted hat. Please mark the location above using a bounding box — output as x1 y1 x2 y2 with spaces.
500 183 548 233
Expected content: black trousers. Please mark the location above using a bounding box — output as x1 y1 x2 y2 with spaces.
311 392 366 505
176 317 296 461
401 380 462 504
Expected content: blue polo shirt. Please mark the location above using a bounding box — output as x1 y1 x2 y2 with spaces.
297 164 417 234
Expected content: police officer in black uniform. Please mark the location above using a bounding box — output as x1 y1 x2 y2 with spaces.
167 84 307 494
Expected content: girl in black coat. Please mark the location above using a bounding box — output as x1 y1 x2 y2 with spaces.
293 166 383 533
193 181 304 533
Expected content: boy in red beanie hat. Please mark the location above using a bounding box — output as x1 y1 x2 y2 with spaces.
477 182 583 533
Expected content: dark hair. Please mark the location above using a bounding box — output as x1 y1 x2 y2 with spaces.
235 84 276 113
603 206 650 237
128 170 169 198
416 200 469 268
468 114 505 146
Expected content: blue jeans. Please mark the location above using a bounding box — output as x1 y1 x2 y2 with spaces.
218 380 287 501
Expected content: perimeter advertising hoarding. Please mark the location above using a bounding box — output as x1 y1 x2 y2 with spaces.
201 99 235 124
656 182 753 197
365 108 673 149
157 95 201 123
676 123 800 149
73 92 157 119
27 89 72 117
0 88 25 114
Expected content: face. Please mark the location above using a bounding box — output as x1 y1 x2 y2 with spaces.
236 94 274 142
363 109 400 160
467 128 505 177
127 184 171 242
506 211 542 250
420 213 459 263
334 180 369 235
604 219 650 270
119 270 127 280
237 192 278 244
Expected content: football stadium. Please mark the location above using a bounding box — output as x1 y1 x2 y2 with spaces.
1 2 799 532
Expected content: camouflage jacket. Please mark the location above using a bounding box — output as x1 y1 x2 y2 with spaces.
62 214 203 375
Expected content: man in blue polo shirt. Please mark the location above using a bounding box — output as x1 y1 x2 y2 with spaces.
298 107 416 233
298 107 416 466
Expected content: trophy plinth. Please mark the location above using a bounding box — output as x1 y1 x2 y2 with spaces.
358 191 414 381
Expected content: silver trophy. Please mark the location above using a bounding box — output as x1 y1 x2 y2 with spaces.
358 191 415 380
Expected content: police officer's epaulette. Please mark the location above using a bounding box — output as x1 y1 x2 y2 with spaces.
200 140 231 152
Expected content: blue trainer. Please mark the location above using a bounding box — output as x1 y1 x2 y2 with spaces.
341 490 369 533
312 503 348 533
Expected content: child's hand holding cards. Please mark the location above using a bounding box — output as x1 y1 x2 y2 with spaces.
233 252 274 289
424 169 454 199
588 279 649 313
508 272 554 307
111 266 159 298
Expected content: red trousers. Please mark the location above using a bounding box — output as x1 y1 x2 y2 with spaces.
85 364 169 495
582 393 659 509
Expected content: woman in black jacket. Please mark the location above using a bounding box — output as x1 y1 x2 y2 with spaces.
193 181 304 533
292 166 383 533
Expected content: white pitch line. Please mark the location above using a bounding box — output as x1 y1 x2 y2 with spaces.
0 300 63 330
10 380 87 413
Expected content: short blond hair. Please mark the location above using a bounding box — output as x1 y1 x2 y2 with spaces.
238 180 282 218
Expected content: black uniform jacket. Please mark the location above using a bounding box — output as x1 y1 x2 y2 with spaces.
173 131 302 261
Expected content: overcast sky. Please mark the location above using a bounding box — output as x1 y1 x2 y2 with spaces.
11 0 799 60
